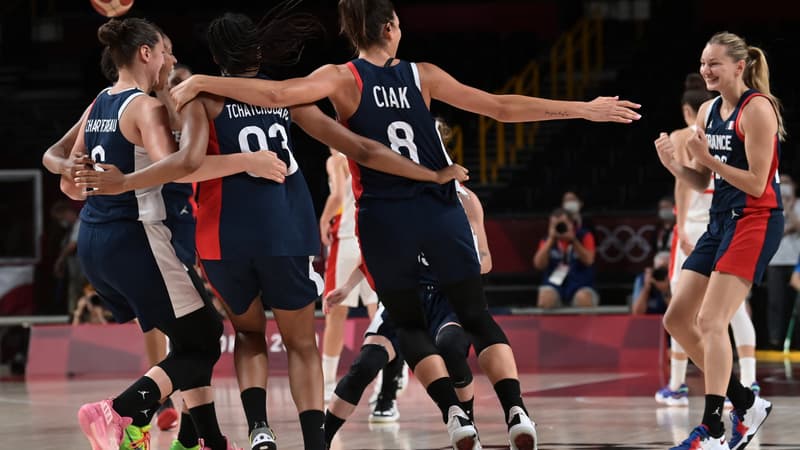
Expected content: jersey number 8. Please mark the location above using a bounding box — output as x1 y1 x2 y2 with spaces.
387 121 420 163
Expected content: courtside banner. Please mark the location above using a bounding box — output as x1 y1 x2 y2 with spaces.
26 315 663 378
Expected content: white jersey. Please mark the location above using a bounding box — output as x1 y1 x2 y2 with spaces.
685 176 714 224
336 154 357 239
683 124 713 225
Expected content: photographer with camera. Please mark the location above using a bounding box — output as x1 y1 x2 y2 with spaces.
533 207 598 309
631 251 672 315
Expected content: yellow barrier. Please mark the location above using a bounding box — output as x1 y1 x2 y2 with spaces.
476 17 604 184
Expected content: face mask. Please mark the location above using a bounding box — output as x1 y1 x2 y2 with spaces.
659 209 675 221
780 185 794 198
563 200 580 214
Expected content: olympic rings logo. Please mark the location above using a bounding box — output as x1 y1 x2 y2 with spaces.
594 224 655 263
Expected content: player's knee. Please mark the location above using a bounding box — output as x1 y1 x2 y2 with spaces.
282 331 319 357
435 325 473 388
696 311 727 337
572 288 598 307
334 344 389 404
537 287 560 308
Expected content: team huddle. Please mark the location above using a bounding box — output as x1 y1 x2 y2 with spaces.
42 1 785 450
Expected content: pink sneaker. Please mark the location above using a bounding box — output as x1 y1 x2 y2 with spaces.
77 399 133 450
199 437 242 450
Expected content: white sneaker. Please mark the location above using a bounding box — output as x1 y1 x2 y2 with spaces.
446 405 480 450
507 406 537 450
729 396 772 450
670 425 727 450
369 395 400 423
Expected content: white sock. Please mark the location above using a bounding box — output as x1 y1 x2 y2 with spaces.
739 356 756 387
322 354 340 385
670 358 688 391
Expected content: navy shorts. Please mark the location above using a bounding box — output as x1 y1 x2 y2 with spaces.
201 255 323 315
421 284 460 339
366 286 462 350
78 221 205 332
357 193 480 292
683 208 783 284
164 215 196 268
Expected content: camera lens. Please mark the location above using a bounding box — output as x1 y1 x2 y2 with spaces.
652 267 669 281
555 222 568 234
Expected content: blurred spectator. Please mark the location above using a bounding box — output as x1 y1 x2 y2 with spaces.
653 196 676 254
562 190 585 228
532 207 598 308
71 285 112 325
50 200 87 314
630 251 671 315
766 175 800 349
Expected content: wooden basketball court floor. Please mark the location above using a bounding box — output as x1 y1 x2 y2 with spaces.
2 363 800 449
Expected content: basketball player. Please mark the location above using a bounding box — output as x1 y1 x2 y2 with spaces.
656 74 759 409
654 31 784 450
58 18 236 450
319 147 379 401
169 2 640 449
79 9 467 450
44 29 278 450
323 183 488 446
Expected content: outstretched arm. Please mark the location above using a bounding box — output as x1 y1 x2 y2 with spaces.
419 62 641 123
291 104 468 184
170 65 345 111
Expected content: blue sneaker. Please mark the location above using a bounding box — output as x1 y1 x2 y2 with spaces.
655 383 689 406
729 396 771 450
670 424 727 450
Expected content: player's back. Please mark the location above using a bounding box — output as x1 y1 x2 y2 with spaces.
196 74 318 260
81 87 165 224
344 58 454 201
705 90 782 213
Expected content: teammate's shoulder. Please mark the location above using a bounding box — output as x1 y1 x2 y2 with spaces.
312 63 351 78
668 126 692 140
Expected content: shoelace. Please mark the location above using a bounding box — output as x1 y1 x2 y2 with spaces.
129 429 151 449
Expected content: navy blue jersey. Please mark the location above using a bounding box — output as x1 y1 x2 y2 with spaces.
162 182 194 218
344 59 455 201
196 73 318 260
81 88 166 224
706 90 782 213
